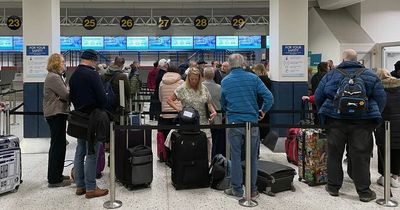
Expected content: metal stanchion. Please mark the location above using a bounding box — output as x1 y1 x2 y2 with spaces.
5 108 10 135
11 91 17 125
119 80 125 125
239 122 258 207
376 121 398 207
226 118 230 160
104 122 123 209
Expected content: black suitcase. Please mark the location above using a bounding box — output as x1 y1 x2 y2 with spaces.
125 145 153 188
115 127 152 184
243 160 296 196
170 131 210 190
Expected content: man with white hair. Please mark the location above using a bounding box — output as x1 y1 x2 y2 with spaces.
221 53 273 199
315 49 386 202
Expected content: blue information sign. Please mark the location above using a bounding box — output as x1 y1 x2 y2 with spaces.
26 45 49 56
282 45 305 55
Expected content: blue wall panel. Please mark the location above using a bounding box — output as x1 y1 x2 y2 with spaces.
37 83 50 137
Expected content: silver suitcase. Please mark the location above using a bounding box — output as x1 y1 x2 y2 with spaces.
0 107 21 195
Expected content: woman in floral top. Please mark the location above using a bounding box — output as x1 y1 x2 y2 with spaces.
167 67 217 163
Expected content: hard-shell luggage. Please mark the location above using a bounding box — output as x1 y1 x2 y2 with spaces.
125 145 153 188
170 131 209 190
254 161 296 196
157 131 168 162
297 129 328 186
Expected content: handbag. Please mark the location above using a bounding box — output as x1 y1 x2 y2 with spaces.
67 110 90 139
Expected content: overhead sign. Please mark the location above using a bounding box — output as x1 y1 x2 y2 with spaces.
7 16 22 30
120 16 134 30
158 16 171 30
26 45 49 56
194 16 208 30
82 16 97 30
282 45 306 77
231 15 246 30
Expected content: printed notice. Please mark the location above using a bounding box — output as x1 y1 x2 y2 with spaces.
282 45 306 77
26 45 49 80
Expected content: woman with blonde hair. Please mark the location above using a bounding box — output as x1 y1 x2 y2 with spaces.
167 67 217 163
375 68 400 188
43 53 70 187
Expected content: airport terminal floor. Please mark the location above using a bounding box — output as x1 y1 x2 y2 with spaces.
1 111 398 210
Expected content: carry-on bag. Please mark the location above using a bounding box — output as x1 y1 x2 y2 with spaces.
170 130 210 190
157 131 168 162
125 145 153 188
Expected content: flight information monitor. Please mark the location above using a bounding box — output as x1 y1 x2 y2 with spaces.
216 36 238 49
60 36 82 50
104 36 127 50
193 36 215 49
148 36 171 50
0 37 14 50
171 36 193 49
238 36 261 49
82 36 104 50
127 37 148 50
13 36 23 51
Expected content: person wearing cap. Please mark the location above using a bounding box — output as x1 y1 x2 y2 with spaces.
153 58 170 120
390 60 400 78
69 49 109 199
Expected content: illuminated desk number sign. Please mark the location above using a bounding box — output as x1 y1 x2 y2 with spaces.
120 16 134 30
231 15 246 30
158 16 171 30
82 16 97 30
194 16 208 30
7 16 22 30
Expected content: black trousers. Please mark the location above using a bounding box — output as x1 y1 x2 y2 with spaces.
46 114 68 184
377 146 400 176
326 119 374 195
211 128 226 158
157 117 176 137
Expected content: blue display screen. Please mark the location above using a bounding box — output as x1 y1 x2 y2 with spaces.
216 36 238 49
60 36 81 50
13 36 23 51
127 37 148 50
266 35 270 49
193 36 215 49
104 36 126 50
171 36 193 49
0 37 14 50
238 36 261 49
148 36 171 50
82 36 104 50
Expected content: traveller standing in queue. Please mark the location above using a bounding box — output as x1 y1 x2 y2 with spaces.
69 49 109 199
43 53 71 188
221 54 273 199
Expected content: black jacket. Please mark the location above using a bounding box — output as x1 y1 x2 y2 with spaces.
310 71 327 95
375 77 400 149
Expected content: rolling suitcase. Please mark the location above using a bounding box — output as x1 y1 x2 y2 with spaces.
170 131 210 190
157 131 168 162
0 109 22 195
297 129 328 186
125 145 153 188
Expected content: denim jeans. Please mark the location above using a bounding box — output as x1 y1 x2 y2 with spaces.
228 126 259 194
74 138 101 191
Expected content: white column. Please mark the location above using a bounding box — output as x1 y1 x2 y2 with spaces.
23 0 60 83
269 0 308 82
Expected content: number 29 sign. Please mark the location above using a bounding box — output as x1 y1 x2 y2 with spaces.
231 15 246 30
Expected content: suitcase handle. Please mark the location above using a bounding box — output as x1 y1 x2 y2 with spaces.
0 105 10 136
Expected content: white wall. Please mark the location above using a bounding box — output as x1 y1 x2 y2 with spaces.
361 0 400 43
308 7 341 64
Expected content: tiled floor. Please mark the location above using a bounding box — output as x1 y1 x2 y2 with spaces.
1 114 399 210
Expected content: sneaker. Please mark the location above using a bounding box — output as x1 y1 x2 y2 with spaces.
48 179 71 188
224 188 243 198
377 176 400 188
359 190 376 202
251 191 260 199
76 188 86 196
325 185 339 197
85 187 109 199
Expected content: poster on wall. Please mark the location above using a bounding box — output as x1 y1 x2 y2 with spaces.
25 45 49 80
281 45 305 77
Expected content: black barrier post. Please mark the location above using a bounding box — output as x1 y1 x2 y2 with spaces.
103 122 122 209
376 121 398 207
239 122 258 207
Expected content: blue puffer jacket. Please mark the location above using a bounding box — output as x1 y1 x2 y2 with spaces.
314 61 386 124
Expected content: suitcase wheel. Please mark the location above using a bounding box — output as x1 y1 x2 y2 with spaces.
298 177 302 182
266 191 275 197
291 185 296 192
146 183 151 188
11 186 19 193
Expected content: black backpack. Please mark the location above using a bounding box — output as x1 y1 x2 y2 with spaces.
177 106 200 134
210 154 231 190
104 73 119 112
333 68 368 116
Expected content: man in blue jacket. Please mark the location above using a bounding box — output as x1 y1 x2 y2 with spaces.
221 54 274 199
315 49 386 202
69 49 109 199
